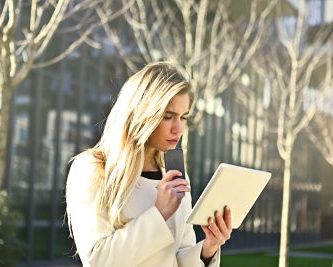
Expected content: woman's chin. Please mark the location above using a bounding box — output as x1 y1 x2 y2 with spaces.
161 145 177 152
168 144 178 150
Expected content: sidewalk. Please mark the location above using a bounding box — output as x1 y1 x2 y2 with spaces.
224 239 333 259
288 240 333 259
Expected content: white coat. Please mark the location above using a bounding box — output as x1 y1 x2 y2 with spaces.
66 153 220 267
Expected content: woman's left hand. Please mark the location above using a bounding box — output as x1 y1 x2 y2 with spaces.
200 206 232 260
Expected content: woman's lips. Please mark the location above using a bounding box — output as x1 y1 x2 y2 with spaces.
167 139 179 144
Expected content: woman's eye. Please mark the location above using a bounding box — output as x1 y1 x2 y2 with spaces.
163 116 172 120
181 117 188 121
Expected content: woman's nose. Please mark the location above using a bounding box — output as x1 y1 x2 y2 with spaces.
171 118 183 134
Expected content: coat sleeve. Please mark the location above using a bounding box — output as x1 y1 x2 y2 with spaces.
176 176 221 267
66 154 175 267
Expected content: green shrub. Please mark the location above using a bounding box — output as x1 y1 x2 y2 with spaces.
0 190 23 267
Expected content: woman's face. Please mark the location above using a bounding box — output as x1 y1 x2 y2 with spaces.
147 93 190 152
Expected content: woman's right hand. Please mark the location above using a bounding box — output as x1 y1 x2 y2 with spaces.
155 170 190 221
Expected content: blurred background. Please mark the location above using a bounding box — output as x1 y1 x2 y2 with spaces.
0 0 332 266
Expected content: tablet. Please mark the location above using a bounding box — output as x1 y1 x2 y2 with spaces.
186 163 271 229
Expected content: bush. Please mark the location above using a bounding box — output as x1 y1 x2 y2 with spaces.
0 190 23 267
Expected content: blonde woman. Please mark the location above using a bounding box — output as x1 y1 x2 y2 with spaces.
66 62 232 267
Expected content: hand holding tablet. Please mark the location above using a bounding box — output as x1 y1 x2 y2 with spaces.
187 163 271 229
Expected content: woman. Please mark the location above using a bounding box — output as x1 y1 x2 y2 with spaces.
66 62 232 267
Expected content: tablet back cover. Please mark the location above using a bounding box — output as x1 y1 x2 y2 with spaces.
186 163 271 228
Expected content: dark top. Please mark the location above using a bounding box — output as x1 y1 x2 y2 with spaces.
141 170 163 180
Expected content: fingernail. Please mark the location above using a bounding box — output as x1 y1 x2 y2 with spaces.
216 211 222 217
209 217 213 224
225 206 230 211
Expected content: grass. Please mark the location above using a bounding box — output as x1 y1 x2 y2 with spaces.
221 252 277 267
220 244 333 267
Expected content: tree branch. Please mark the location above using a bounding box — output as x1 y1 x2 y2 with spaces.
0 0 9 28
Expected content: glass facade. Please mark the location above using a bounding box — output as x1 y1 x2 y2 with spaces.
6 40 128 262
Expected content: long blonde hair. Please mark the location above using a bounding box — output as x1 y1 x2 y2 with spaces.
86 62 192 229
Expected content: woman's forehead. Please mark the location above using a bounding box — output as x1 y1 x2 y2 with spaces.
166 94 190 113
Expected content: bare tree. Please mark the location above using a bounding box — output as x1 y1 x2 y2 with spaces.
96 0 277 155
307 112 333 166
0 0 134 186
252 1 333 266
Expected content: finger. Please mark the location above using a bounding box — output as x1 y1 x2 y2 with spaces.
215 211 231 240
201 225 214 238
223 206 232 230
207 217 223 240
171 187 187 198
215 211 229 235
167 178 189 188
176 191 185 199
173 185 190 193
161 170 183 182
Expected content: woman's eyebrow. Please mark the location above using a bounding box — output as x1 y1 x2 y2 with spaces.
165 111 190 116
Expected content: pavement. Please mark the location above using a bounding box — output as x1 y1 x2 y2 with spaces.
288 251 333 259
224 240 333 260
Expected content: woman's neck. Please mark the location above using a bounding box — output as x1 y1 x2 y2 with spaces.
143 147 159 171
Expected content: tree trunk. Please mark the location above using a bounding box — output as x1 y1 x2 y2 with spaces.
278 138 293 267
182 127 189 169
0 77 13 187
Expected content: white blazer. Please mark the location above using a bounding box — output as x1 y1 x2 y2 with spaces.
66 153 220 267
